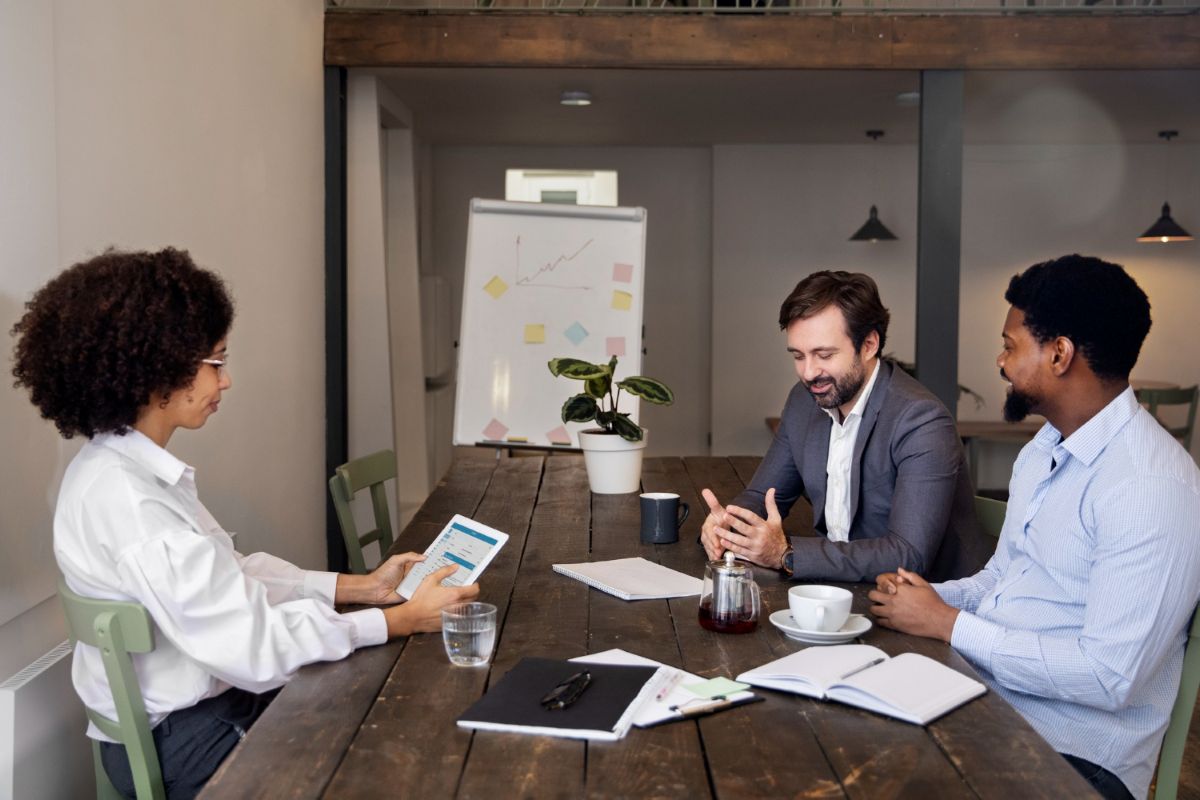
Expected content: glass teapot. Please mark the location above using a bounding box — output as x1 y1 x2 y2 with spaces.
698 552 760 634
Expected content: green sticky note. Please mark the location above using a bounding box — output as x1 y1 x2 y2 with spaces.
683 677 750 699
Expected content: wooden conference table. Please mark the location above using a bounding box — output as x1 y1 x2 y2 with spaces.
202 455 1096 800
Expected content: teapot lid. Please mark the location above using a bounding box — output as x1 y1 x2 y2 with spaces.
709 551 751 575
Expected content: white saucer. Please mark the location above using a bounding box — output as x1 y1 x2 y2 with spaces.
769 609 872 644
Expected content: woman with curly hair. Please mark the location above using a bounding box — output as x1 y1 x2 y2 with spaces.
12 248 477 799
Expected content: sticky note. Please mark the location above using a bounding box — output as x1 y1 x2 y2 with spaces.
611 290 633 311
612 263 634 283
683 677 751 699
482 418 508 441
524 324 545 344
483 275 508 300
563 321 588 346
546 425 572 445
606 337 626 358
506 436 528 443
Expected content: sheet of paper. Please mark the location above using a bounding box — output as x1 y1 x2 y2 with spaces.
684 677 750 699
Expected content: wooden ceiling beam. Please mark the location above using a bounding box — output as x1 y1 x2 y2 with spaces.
325 11 1200 70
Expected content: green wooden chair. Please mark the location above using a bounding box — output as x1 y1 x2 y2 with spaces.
59 580 164 800
329 449 397 574
1136 385 1198 452
974 495 1007 543
1154 608 1200 800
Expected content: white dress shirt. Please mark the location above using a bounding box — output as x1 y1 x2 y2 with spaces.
821 360 880 542
54 430 388 741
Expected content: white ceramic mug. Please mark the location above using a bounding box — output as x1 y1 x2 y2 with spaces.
788 585 853 633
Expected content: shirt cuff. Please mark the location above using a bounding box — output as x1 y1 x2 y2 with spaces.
304 571 339 605
949 611 1005 675
343 608 389 649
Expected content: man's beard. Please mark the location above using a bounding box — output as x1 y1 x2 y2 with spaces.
1003 387 1036 422
805 357 867 410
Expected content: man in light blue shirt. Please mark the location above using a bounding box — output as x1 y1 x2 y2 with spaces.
870 254 1200 800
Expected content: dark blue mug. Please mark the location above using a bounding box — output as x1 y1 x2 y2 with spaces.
639 492 690 545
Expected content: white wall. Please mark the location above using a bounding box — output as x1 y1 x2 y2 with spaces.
0 0 327 703
430 146 713 458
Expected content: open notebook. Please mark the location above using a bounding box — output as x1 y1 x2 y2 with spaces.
736 644 986 725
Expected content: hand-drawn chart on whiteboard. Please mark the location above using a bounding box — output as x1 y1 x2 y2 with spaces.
454 199 648 448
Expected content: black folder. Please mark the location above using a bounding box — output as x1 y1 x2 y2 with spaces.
456 657 660 741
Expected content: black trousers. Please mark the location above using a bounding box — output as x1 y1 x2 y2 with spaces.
100 688 277 800
1061 753 1135 800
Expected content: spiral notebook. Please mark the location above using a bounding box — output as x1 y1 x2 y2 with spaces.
551 557 702 601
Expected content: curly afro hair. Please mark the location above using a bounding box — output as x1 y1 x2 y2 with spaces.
11 247 234 439
1005 254 1151 382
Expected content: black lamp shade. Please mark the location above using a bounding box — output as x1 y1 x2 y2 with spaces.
1137 202 1193 243
849 205 898 242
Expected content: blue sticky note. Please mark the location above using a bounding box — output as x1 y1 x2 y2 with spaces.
564 321 588 346
683 677 750 699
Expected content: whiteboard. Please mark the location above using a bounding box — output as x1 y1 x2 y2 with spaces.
454 199 647 449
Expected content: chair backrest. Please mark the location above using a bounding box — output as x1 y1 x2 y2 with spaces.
1155 608 1200 800
1136 385 1198 451
59 580 165 800
973 495 1007 543
329 449 397 574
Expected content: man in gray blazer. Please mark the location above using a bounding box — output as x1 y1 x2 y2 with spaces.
701 271 988 583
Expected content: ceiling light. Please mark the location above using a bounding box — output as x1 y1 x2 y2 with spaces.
560 90 592 107
1137 130 1193 244
849 130 898 243
895 91 921 107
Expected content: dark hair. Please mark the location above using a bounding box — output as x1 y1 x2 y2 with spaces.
11 247 234 439
778 270 890 354
1005 254 1150 381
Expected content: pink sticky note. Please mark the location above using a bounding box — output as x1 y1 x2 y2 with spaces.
482 418 509 442
606 337 626 358
612 263 634 283
546 425 572 445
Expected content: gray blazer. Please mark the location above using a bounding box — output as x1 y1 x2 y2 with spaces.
732 360 990 583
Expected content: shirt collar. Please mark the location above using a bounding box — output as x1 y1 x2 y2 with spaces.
823 359 882 427
1033 386 1139 468
94 429 191 486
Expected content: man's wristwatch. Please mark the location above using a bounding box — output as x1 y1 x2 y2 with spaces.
780 547 795 577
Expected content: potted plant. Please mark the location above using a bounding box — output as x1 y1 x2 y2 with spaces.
547 356 674 494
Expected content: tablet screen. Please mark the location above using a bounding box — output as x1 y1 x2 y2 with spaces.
396 514 509 600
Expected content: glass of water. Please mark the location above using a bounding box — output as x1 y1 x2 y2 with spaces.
442 602 498 667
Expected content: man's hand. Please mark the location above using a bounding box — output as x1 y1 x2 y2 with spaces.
721 488 790 569
335 552 426 606
383 565 480 638
868 567 959 643
700 488 731 561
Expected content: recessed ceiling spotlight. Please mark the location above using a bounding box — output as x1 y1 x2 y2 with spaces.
560 90 592 107
895 91 921 107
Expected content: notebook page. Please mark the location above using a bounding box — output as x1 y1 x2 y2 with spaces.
827 652 986 725
737 645 888 698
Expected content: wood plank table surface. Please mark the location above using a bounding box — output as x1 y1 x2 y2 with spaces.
201 455 1097 800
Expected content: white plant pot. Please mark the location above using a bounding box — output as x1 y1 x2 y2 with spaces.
578 428 648 494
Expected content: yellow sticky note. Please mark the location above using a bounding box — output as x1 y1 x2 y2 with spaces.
611 290 633 311
524 324 545 344
483 275 508 300
506 436 528 443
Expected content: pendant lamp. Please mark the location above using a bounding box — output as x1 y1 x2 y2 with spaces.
850 130 898 242
1137 130 1193 243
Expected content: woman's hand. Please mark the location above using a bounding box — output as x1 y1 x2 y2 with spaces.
335 552 426 606
383 565 481 638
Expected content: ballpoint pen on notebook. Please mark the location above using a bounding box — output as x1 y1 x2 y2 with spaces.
837 657 886 682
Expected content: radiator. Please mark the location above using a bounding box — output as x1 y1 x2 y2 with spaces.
0 641 92 800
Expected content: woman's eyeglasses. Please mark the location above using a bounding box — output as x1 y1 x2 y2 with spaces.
200 356 228 374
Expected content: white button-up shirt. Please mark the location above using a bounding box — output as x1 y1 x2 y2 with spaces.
821 360 881 542
54 431 388 740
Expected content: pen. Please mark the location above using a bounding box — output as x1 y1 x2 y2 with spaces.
837 657 886 681
639 695 765 728
655 671 684 702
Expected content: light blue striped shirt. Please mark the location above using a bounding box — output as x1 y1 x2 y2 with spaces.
935 388 1200 799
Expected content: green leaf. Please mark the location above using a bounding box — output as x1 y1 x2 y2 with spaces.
560 394 598 424
547 358 609 380
595 410 616 432
617 376 674 405
611 414 644 442
585 373 611 399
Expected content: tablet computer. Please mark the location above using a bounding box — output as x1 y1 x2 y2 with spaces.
396 514 510 600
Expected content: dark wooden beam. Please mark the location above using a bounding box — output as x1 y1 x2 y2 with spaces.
325 11 1200 70
324 66 350 573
